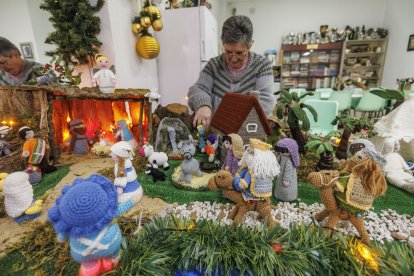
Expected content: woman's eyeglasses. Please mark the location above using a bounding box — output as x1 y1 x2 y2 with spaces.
224 50 248 59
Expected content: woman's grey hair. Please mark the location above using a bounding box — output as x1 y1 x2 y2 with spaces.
221 15 253 47
0 37 19 56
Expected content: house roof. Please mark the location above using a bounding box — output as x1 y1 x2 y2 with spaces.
211 93 271 135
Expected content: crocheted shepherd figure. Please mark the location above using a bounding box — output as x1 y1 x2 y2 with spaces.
201 134 218 162
92 54 116 94
19 126 57 185
221 134 243 176
232 139 280 226
66 119 93 155
274 138 300 202
3 172 43 224
115 120 138 149
110 141 143 204
48 174 139 276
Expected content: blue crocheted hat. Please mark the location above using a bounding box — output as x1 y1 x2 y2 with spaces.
48 174 118 238
276 138 300 168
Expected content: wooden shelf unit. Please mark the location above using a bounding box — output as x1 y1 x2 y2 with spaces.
339 38 388 89
281 42 343 90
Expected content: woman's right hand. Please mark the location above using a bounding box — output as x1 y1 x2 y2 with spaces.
193 106 212 129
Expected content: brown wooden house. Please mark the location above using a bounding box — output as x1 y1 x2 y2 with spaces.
210 93 271 161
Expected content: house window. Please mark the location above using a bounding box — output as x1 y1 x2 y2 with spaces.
246 123 258 133
243 144 249 151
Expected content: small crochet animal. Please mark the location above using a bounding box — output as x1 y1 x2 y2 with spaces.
144 164 166 182
139 143 169 169
274 138 300 202
201 134 218 162
177 135 203 183
110 141 143 204
307 149 387 245
115 120 138 149
92 54 116 93
66 119 93 155
19 126 57 185
220 134 243 176
3 172 43 224
48 174 138 276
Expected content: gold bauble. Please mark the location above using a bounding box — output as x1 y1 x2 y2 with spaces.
152 19 163 32
140 17 151 28
131 23 143 35
136 34 160 59
145 5 161 19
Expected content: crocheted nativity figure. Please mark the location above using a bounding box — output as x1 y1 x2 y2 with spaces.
92 54 116 93
48 174 139 276
19 126 57 185
201 134 218 162
382 137 414 193
66 119 93 155
3 172 43 224
273 138 300 202
115 120 138 149
220 134 243 176
0 140 11 156
110 141 143 204
233 139 279 201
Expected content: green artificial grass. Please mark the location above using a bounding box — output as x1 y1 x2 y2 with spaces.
33 165 70 198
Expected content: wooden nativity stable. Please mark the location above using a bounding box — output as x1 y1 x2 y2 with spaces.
0 85 151 162
210 93 271 161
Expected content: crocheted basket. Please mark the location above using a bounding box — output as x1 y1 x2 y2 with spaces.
48 174 118 238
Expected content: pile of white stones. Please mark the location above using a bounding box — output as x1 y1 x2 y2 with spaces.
158 200 414 247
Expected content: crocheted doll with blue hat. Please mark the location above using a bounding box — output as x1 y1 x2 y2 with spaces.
274 138 300 202
48 174 138 276
115 120 138 149
110 141 143 204
3 172 43 224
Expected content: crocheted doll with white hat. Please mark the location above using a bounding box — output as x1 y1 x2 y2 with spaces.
3 172 42 224
115 120 138 149
110 141 143 204
48 174 138 276
274 138 300 202
221 134 243 176
19 126 57 185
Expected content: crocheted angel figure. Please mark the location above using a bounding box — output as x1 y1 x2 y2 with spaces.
274 138 300 202
92 54 116 93
48 174 140 276
3 172 43 224
110 141 143 204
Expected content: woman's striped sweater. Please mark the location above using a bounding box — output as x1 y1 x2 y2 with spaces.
188 52 275 116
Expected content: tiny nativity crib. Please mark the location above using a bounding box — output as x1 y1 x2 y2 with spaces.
0 85 152 162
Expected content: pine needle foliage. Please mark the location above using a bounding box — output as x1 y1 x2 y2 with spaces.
40 0 105 66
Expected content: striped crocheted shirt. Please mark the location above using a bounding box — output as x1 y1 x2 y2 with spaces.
188 52 275 116
0 61 42 86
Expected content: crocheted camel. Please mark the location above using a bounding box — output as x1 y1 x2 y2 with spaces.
208 170 275 228
307 156 387 245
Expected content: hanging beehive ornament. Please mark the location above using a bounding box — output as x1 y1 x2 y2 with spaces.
136 31 160 59
131 0 163 59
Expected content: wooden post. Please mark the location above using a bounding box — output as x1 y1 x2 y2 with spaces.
47 93 60 163
138 98 144 145
146 98 153 144
39 90 49 134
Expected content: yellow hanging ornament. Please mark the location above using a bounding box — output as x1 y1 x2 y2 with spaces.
136 33 160 59
140 16 151 28
131 23 143 35
145 5 161 19
152 19 163 31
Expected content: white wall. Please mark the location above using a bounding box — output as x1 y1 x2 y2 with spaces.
0 0 39 61
382 0 414 88
226 0 387 55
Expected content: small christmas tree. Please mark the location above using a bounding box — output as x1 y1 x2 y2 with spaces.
40 0 104 66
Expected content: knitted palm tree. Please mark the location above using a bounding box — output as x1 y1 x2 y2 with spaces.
274 90 318 153
331 115 374 160
305 130 340 171
369 82 409 110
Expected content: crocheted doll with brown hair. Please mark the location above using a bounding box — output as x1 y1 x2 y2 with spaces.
307 148 387 245
66 119 93 155
221 133 243 176
232 139 280 227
